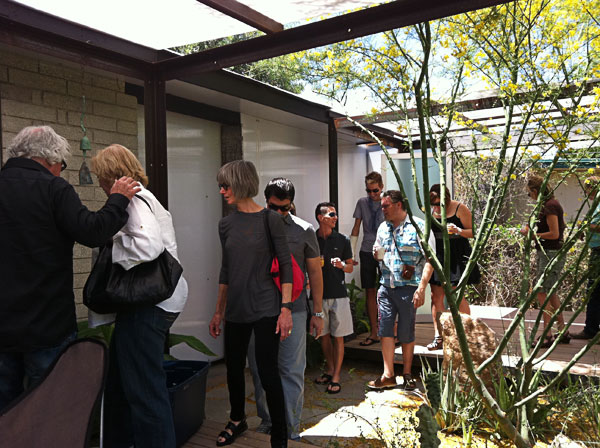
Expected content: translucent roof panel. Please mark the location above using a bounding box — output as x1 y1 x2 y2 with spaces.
14 0 386 50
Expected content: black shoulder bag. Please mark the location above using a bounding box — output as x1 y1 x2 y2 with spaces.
83 195 183 314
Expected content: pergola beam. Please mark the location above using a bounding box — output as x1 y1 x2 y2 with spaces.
158 0 514 80
196 0 283 34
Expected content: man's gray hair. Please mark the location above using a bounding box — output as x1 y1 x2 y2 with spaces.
7 126 71 164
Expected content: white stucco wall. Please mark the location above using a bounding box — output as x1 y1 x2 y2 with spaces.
137 107 370 360
137 107 223 361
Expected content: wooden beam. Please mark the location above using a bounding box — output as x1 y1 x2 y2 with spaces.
158 0 514 80
196 0 283 34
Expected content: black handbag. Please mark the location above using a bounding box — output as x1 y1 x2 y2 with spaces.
83 196 183 314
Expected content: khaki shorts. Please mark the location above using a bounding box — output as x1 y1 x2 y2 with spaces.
320 297 353 338
535 249 565 294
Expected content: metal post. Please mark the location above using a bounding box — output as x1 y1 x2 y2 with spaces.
328 118 339 229
144 75 169 209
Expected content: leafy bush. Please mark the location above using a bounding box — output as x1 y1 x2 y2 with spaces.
347 279 370 335
466 224 589 311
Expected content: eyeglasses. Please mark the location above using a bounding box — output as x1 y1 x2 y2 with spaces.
268 202 292 212
60 160 67 172
218 183 230 191
325 212 337 218
431 202 441 207
365 188 380 194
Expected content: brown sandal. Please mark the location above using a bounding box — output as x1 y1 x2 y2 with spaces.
427 337 443 351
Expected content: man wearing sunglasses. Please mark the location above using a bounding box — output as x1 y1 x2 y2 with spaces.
368 190 435 392
351 171 385 347
314 202 353 395
247 178 324 440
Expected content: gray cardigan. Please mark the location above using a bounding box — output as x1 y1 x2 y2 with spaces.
219 208 292 323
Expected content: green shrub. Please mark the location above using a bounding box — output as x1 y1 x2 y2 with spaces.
468 224 588 311
347 279 370 335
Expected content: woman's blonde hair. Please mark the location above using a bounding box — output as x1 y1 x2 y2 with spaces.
217 160 259 199
92 144 148 187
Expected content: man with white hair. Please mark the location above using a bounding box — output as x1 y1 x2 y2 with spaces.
0 126 140 410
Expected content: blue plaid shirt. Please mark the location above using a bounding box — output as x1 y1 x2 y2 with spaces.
375 217 435 288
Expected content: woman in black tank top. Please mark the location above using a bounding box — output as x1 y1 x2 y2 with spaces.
427 184 480 351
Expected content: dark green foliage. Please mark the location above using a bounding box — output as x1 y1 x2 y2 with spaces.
423 371 442 413
346 279 369 335
305 333 324 368
167 333 216 357
77 320 216 357
416 404 441 448
171 33 304 94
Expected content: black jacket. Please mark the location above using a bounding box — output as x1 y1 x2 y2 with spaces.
0 157 130 351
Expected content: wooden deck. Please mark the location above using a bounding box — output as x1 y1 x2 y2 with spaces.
345 305 600 377
182 419 319 448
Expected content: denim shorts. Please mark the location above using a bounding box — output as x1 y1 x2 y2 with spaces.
377 285 416 343
535 250 565 294
359 250 380 290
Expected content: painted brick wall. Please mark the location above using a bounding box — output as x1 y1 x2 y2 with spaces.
0 47 139 319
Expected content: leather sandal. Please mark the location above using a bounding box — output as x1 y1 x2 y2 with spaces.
426 337 443 351
216 419 248 446
403 374 417 391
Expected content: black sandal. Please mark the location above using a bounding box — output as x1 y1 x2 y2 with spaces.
216 419 248 446
314 373 332 385
326 382 342 394
532 335 554 349
359 337 380 346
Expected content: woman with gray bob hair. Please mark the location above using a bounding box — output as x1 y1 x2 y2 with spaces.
216 159 259 199
211 159 293 448
8 126 71 165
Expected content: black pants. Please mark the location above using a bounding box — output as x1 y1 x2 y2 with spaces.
225 316 287 446
584 248 600 336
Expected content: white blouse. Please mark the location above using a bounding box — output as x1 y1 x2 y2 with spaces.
88 186 188 327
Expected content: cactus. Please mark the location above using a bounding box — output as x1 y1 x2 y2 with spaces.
416 404 441 448
423 371 441 413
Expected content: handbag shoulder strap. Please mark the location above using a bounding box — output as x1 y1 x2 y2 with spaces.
134 194 153 213
262 210 275 258
391 223 423 266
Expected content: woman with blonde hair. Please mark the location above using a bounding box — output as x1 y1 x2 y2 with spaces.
521 174 569 348
91 144 188 448
209 160 293 448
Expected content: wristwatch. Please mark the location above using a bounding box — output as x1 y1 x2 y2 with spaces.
281 302 293 310
312 311 324 318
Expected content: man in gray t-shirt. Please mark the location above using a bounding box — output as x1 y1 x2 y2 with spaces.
248 178 324 440
350 171 384 346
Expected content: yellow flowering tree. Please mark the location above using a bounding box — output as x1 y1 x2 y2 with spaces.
298 1 600 446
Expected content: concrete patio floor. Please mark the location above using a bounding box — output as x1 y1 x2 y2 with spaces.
204 357 426 447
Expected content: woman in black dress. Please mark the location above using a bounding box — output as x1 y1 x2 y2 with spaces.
427 184 480 350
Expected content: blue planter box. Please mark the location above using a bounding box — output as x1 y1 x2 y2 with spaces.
164 360 210 447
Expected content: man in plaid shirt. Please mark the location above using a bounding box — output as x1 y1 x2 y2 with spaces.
368 190 435 391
